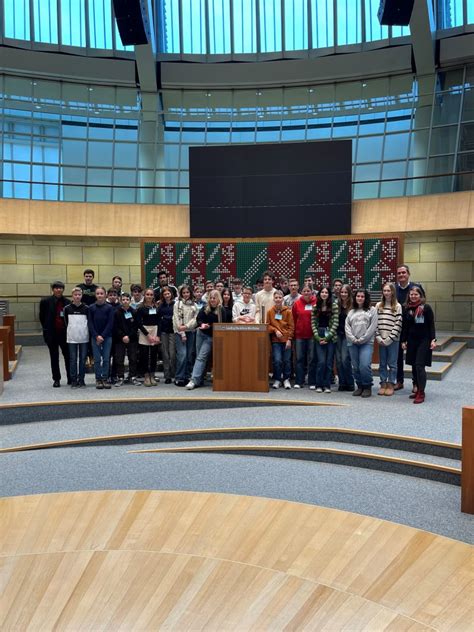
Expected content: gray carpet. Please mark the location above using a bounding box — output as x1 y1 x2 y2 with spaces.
1 346 473 543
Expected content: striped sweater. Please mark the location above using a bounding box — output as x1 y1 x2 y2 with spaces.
375 303 402 345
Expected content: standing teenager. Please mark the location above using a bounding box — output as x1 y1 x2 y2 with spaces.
157 286 176 384
173 284 198 387
292 285 317 389
186 290 232 389
376 282 402 396
233 287 256 323
64 287 89 388
114 292 139 386
311 286 339 393
345 288 378 397
335 284 354 392
39 281 71 387
267 289 294 389
401 286 436 404
136 288 160 387
88 286 115 389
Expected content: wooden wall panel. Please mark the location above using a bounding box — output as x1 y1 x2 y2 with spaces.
0 192 472 239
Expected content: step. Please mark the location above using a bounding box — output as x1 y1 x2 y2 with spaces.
433 341 467 362
372 361 452 381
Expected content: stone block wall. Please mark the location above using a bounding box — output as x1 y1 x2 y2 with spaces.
404 233 474 332
0 236 141 331
0 232 473 332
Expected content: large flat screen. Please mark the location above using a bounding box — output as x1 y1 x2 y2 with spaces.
189 140 352 238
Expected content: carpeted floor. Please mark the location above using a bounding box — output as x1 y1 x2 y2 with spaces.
1 346 473 543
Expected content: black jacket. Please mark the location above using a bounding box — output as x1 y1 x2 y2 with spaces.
39 295 71 343
114 306 138 342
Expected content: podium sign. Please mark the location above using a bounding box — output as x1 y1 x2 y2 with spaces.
213 324 269 392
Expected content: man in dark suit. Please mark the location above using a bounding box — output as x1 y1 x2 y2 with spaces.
39 281 71 387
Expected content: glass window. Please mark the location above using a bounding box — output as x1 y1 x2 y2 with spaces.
432 90 461 125
430 125 458 155
60 0 86 47
358 113 385 135
383 132 409 161
88 0 113 49
114 142 138 168
182 0 206 54
461 86 474 122
209 0 231 54
233 0 257 53
357 135 383 162
459 123 474 152
353 182 378 199
437 0 463 29
468 1 474 24
161 0 181 53
88 141 113 167
34 0 59 43
306 118 332 139
284 0 308 51
391 25 410 37
380 180 405 198
355 162 381 182
409 129 429 158
337 0 361 45
259 0 282 52
311 0 334 48
364 0 388 42
4 0 30 39
428 154 454 176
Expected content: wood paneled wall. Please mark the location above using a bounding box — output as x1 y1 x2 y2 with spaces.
0 191 472 239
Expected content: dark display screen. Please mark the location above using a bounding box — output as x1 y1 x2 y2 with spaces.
189 140 352 238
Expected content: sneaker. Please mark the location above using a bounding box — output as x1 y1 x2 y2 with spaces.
115 378 124 387
361 388 372 398
71 381 79 388
309 385 316 390
315 387 323 393
175 380 186 387
352 388 363 396
283 379 291 389
293 384 302 389
165 378 172 384
186 380 196 390
324 387 331 394
78 380 86 388
272 380 281 389
393 382 404 391
53 380 60 388
102 381 112 390
130 377 142 386
96 380 104 389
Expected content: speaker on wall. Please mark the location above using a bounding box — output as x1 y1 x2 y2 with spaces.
377 0 415 25
113 0 151 46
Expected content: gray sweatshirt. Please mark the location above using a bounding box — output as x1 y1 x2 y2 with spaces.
345 306 378 345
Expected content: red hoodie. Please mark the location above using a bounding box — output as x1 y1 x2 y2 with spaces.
292 295 317 339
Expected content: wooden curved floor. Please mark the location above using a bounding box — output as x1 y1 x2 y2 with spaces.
1 491 472 631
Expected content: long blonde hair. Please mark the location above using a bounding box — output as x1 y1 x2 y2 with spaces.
377 282 399 314
204 289 224 320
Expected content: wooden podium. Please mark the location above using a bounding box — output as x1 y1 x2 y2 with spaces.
213 324 269 392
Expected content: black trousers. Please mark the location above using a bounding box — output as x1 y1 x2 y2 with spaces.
396 342 405 384
115 340 138 378
46 331 70 382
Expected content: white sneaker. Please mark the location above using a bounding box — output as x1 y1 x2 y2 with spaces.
293 384 301 389
272 380 281 389
309 385 316 391
315 387 323 393
283 379 291 389
186 381 196 390
324 387 331 393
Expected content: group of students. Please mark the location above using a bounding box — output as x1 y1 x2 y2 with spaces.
39 264 435 403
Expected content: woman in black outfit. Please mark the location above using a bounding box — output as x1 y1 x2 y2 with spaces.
401 286 436 404
135 287 160 386
157 286 176 384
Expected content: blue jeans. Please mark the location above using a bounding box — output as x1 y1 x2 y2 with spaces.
272 342 292 381
68 342 88 383
315 337 336 388
295 338 316 387
190 330 213 385
348 342 374 388
175 331 196 382
378 340 399 385
91 336 112 381
335 334 354 388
